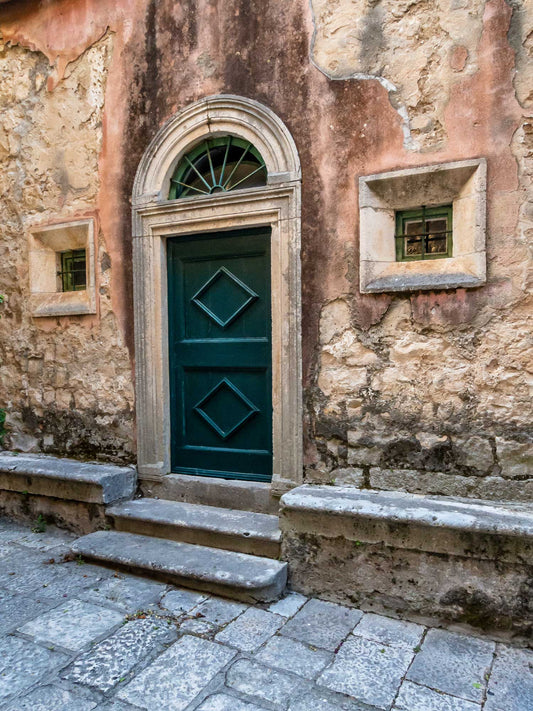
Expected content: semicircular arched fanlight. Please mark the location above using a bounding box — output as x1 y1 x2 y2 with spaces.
169 136 267 199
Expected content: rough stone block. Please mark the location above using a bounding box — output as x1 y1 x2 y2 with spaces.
117 635 235 710
318 635 414 709
496 438 533 479
215 607 284 651
453 436 494 473
331 467 365 487
406 629 495 703
280 598 363 650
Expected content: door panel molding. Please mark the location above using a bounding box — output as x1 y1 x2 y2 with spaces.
132 96 302 495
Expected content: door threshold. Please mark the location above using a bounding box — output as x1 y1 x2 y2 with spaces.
138 472 280 515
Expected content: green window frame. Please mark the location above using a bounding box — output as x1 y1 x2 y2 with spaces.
395 204 453 261
57 249 87 292
169 135 267 200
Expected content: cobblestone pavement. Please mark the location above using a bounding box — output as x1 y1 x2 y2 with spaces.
0 516 531 711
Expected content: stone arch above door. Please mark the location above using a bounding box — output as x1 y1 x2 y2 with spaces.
132 95 302 495
133 95 301 205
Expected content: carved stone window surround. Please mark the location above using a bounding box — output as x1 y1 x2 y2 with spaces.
359 158 487 293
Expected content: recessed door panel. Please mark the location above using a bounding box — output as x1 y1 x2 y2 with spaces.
167 228 272 481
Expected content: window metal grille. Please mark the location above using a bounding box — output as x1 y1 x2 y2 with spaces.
57 249 87 292
395 204 453 261
169 136 267 199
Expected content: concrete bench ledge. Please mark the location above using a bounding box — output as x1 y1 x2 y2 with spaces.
281 485 533 540
0 452 136 504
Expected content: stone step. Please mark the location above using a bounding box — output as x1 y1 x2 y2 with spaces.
139 473 278 515
71 530 287 603
107 499 281 559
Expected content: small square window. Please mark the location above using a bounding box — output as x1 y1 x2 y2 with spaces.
57 249 87 292
359 158 487 293
395 204 452 261
28 218 96 316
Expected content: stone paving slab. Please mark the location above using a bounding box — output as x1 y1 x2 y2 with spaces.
318 635 415 709
94 701 139 711
77 574 168 614
289 688 381 711
180 617 218 637
406 629 495 703
255 634 333 679
0 552 73 596
225 658 307 707
0 590 59 636
393 680 482 711
62 617 177 692
193 596 247 626
484 644 533 711
0 516 532 711
18 598 124 652
0 636 69 705
267 591 308 617
280 598 363 650
116 635 236 710
196 692 268 710
215 607 284 651
160 587 207 615
353 612 425 650
4 683 98 711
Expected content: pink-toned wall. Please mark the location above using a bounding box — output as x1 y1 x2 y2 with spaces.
0 0 530 496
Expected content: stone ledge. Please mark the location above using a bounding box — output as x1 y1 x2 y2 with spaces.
0 453 136 505
281 485 533 537
280 485 533 633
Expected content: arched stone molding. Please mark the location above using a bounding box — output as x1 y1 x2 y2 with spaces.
132 95 302 495
133 95 301 206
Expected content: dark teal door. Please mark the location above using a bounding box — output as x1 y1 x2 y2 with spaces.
167 228 272 482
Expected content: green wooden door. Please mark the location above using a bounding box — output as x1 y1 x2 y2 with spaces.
167 228 272 481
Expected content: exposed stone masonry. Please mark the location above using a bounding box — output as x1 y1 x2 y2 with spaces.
0 33 135 462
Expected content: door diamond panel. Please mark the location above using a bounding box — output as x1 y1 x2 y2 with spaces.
193 378 259 439
191 266 258 328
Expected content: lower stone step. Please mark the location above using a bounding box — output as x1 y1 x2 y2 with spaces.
71 530 287 603
107 499 281 559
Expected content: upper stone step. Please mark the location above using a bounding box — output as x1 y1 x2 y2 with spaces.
139 473 278 515
72 530 287 603
107 498 281 559
0 453 136 505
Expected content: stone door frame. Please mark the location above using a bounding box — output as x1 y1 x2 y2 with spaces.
131 95 302 495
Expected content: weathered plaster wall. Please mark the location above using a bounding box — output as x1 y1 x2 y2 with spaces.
0 24 135 461
0 0 531 494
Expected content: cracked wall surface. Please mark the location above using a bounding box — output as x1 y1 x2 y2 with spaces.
0 31 135 462
0 0 530 497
